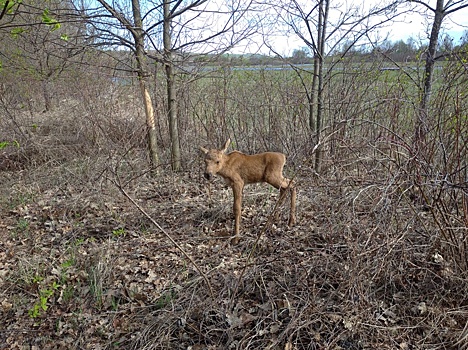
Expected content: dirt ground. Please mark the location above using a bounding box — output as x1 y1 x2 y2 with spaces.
1 154 467 349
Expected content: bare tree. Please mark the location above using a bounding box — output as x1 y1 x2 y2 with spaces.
410 0 468 146
267 0 401 173
158 0 258 171
91 0 160 168
163 0 181 171
310 0 329 174
77 0 257 171
0 0 88 111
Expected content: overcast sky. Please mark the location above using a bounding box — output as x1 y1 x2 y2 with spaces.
225 0 468 55
381 2 467 41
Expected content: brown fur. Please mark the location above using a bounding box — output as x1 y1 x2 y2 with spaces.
200 139 296 244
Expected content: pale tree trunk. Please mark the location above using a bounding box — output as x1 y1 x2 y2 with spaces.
97 0 160 168
131 0 159 168
139 76 159 167
163 0 181 171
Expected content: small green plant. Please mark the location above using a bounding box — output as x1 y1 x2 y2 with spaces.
74 237 85 245
41 8 61 30
0 140 20 149
154 290 177 310
10 27 25 38
112 227 126 237
26 253 78 319
28 281 60 318
61 259 74 269
32 274 44 284
16 217 30 234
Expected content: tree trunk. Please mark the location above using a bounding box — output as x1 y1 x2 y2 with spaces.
131 0 159 168
42 79 51 112
164 0 181 171
313 0 329 174
139 77 160 167
310 57 319 132
415 0 444 147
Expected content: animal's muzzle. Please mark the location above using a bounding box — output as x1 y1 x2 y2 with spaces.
204 173 213 181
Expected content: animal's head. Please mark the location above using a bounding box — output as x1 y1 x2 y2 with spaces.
200 139 231 180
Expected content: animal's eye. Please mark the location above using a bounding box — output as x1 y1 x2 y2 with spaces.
216 161 220 164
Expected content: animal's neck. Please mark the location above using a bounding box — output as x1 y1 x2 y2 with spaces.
218 153 242 181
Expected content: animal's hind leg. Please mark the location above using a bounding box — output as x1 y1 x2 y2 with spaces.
278 177 296 226
269 176 295 224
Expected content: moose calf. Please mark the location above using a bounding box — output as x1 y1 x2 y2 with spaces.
200 139 296 244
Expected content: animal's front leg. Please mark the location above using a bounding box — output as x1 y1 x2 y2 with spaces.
231 183 243 244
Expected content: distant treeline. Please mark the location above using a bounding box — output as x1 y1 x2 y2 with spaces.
193 34 468 66
101 34 468 71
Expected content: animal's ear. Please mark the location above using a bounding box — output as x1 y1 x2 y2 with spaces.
222 138 231 153
200 146 209 154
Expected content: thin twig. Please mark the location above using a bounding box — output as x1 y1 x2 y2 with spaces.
113 179 214 300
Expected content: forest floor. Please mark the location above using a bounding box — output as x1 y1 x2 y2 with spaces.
1 153 467 350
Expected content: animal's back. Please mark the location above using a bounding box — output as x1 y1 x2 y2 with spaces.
225 151 286 184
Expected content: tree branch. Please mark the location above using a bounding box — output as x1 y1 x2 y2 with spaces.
115 180 215 300
0 0 9 21
408 0 436 12
445 2 468 15
95 0 137 37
